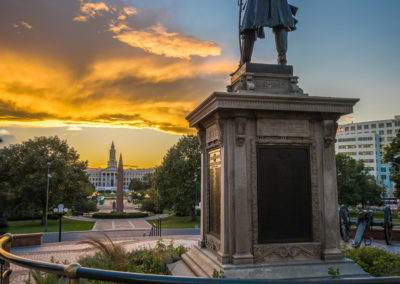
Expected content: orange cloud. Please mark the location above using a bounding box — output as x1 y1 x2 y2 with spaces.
74 1 110 22
12 21 32 30
20 21 32 29
123 7 137 16
113 24 221 59
0 49 234 134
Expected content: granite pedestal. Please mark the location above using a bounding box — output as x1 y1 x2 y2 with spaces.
183 63 367 280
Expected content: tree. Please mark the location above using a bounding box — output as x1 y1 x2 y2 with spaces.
336 154 384 207
0 136 95 223
153 135 200 219
384 131 400 198
129 178 145 192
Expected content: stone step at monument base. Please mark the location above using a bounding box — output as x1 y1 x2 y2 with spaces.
222 259 369 280
181 245 222 277
180 246 369 280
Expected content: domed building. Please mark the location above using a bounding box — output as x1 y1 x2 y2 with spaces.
86 142 154 192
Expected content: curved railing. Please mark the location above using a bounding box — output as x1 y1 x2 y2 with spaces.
1 234 400 284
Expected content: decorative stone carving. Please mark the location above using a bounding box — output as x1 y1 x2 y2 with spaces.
206 125 219 144
323 120 338 148
245 75 255 90
206 234 221 254
254 243 321 262
290 76 304 94
235 118 247 147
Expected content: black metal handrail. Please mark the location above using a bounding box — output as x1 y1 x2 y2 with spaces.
149 217 162 237
2 234 400 283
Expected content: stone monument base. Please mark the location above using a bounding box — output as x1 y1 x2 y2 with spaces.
181 246 368 280
184 63 367 281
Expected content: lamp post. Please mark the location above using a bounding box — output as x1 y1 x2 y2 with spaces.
44 162 51 232
53 204 68 242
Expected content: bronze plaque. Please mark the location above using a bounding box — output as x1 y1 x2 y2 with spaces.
257 146 313 244
208 148 221 237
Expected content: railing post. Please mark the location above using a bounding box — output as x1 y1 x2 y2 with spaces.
2 234 12 284
65 263 81 284
159 217 162 237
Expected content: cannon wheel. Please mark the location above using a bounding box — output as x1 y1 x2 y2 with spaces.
383 206 393 245
339 205 350 242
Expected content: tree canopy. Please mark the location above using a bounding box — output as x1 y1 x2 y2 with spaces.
0 136 95 222
152 135 200 219
384 131 400 198
336 153 384 207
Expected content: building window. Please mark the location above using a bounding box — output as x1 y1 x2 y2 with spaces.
387 130 393 135
360 159 374 163
371 124 376 129
345 127 349 131
365 167 375 171
364 125 369 129
379 130 384 135
359 144 373 149
338 138 356 142
343 152 357 156
357 125 362 130
371 131 376 134
339 145 357 149
379 123 384 128
359 151 374 155
388 137 393 142
395 121 400 126
381 168 387 172
380 137 385 142
358 137 373 141
387 123 392 127
351 126 355 131
381 175 387 180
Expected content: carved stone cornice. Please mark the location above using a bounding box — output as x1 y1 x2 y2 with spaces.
186 92 359 128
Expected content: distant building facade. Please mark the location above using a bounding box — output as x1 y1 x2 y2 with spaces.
86 142 155 192
336 115 400 197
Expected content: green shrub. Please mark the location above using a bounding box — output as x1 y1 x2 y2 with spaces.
344 245 400 277
92 212 148 219
140 199 162 214
78 238 187 275
26 237 187 284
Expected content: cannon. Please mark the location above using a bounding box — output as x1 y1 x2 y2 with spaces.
339 205 393 248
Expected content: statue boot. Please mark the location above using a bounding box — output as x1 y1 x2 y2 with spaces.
240 29 256 65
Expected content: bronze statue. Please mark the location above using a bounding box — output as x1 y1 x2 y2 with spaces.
239 0 298 65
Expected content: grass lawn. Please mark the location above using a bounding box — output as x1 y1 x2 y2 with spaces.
6 218 95 234
348 210 400 226
148 216 200 229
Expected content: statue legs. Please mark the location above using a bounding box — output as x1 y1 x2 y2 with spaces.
240 27 288 66
240 29 256 65
273 27 288 65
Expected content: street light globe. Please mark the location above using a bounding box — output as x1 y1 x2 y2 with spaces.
53 208 58 213
64 208 68 213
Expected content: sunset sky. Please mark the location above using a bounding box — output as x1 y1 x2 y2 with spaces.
0 0 399 168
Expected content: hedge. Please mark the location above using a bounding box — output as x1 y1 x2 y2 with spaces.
92 212 148 219
344 245 400 277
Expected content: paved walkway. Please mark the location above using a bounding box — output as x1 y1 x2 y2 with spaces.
43 229 200 243
10 236 198 284
66 213 170 232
